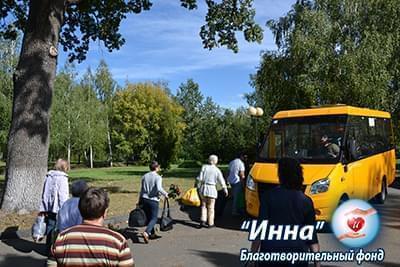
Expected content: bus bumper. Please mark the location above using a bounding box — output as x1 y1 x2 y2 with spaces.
245 185 336 222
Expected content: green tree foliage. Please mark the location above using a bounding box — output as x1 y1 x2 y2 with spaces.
94 60 117 166
195 97 255 162
197 97 223 159
0 37 18 160
50 63 77 162
176 79 204 160
112 83 184 168
176 79 256 163
251 0 400 139
78 68 107 168
50 65 107 167
219 107 256 161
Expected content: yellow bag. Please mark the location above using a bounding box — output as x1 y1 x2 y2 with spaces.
181 187 201 207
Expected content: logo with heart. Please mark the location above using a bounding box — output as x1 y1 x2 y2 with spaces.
332 199 380 248
347 217 365 232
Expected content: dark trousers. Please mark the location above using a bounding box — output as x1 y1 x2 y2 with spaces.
45 212 57 253
141 198 159 235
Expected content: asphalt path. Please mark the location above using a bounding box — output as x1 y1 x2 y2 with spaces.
1 186 400 267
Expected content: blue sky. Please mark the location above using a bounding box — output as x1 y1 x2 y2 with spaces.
58 0 295 109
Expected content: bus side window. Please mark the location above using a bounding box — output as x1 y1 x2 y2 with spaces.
384 119 395 149
347 116 370 160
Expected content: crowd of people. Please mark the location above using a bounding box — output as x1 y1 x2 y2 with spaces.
39 154 320 267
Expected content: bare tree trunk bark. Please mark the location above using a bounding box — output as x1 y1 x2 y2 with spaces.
67 143 71 169
107 129 113 167
89 145 93 169
1 0 65 212
67 120 71 169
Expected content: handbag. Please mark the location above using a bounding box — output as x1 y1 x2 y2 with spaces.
32 215 47 242
128 206 147 227
181 187 201 207
160 198 173 231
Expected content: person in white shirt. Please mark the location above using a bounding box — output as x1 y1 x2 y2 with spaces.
197 155 228 228
227 153 247 216
57 180 88 232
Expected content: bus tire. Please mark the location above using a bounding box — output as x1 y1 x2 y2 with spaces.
375 178 387 204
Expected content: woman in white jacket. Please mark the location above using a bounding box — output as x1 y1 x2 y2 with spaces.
197 155 228 228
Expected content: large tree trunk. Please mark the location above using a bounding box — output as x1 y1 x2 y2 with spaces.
1 1 65 212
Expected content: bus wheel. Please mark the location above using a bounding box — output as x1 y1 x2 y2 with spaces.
375 178 387 204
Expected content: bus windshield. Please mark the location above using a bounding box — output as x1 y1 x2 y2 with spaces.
259 115 347 163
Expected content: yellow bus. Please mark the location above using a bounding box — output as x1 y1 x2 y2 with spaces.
245 105 396 221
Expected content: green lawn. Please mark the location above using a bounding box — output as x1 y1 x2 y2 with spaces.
0 164 209 230
69 165 202 218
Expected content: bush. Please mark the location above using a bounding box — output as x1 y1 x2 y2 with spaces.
177 160 202 168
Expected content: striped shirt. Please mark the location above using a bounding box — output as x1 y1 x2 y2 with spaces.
47 223 134 267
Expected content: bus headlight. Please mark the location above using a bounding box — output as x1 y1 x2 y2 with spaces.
246 175 257 191
310 178 330 194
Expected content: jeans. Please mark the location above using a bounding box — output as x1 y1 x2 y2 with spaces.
45 212 57 253
141 198 159 235
200 196 216 226
231 182 243 215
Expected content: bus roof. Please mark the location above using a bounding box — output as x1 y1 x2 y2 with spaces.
273 105 391 119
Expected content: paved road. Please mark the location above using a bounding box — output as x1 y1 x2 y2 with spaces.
1 186 400 267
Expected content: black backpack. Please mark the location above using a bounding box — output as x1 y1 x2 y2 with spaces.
128 207 147 227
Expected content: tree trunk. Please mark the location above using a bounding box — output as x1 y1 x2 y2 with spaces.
67 142 71 169
1 0 65 212
89 145 93 169
107 129 113 167
67 119 71 169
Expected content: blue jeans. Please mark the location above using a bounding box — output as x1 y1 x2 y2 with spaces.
231 182 243 215
45 212 57 252
141 198 159 235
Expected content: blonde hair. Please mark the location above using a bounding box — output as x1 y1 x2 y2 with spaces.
54 159 69 172
208 155 218 165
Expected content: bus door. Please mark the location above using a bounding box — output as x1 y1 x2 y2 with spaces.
345 116 372 200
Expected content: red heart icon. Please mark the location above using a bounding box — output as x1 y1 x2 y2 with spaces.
347 217 365 232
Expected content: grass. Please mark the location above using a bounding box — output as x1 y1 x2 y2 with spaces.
0 164 209 231
68 165 203 218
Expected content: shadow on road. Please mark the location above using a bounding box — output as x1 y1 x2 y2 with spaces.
373 262 400 267
117 227 143 244
375 189 400 230
174 218 201 229
389 178 400 190
189 250 241 267
178 198 248 231
0 254 45 267
0 226 47 257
